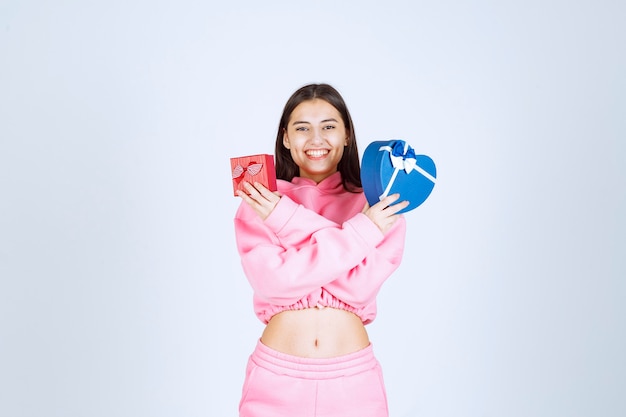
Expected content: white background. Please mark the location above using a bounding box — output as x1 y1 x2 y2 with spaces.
1 1 624 416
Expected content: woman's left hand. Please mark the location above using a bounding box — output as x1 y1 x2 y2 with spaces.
362 193 408 234
237 181 282 221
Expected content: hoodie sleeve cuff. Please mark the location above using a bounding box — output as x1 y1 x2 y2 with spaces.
263 196 299 234
344 213 385 249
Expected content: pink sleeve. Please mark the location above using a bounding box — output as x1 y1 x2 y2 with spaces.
324 215 406 308
234 197 385 305
265 197 407 307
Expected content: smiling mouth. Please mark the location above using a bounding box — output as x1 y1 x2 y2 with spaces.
306 149 329 157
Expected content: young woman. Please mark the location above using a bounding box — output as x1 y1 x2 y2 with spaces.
234 83 408 417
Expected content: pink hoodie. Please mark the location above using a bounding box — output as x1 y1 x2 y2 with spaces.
234 171 406 324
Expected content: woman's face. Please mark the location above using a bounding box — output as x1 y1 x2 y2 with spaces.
283 98 348 183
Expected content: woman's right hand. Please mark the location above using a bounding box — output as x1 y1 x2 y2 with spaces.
362 193 409 234
237 181 282 221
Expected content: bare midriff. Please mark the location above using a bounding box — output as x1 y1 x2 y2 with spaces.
260 307 370 358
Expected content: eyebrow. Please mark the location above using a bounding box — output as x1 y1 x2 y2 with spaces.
291 118 339 125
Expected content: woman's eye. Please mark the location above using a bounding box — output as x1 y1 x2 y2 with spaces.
295 126 308 131
323 125 336 130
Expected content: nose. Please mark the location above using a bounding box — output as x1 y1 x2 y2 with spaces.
310 127 325 143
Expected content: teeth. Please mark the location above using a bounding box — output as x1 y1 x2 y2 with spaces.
306 150 328 157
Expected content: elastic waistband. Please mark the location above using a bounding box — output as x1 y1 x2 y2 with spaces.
250 339 379 380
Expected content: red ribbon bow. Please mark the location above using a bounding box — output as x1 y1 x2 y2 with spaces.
232 162 263 180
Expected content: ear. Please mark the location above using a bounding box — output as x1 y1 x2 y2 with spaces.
283 129 290 149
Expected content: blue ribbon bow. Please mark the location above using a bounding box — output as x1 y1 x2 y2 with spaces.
389 141 417 173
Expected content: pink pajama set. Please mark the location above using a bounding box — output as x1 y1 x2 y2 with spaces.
234 172 406 417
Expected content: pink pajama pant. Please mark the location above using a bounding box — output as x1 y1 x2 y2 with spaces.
239 340 389 417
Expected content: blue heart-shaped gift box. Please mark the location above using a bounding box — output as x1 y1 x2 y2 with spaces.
360 139 437 213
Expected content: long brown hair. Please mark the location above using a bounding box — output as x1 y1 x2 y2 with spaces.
274 83 362 192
